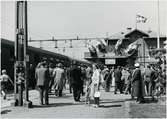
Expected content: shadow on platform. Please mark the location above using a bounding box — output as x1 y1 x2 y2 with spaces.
99 104 122 108
1 110 12 115
49 94 72 99
125 97 158 104
33 102 79 108
143 98 158 103
101 99 125 104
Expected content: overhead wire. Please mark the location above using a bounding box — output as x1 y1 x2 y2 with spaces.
1 17 106 49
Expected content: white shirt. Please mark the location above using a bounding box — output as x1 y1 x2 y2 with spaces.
92 69 100 85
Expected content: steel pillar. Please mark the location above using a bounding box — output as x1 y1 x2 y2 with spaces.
14 1 32 108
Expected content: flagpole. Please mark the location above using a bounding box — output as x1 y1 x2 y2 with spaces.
135 14 137 29
106 32 109 45
157 0 160 49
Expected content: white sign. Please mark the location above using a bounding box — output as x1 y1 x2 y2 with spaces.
105 59 115 64
26 55 29 62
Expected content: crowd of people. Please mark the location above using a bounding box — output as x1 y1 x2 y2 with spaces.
0 60 166 107
34 60 166 106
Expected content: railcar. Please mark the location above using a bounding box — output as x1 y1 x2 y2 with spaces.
0 38 74 89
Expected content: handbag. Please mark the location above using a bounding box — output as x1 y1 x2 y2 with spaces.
94 91 100 97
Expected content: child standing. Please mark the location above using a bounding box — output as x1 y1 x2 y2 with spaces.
0 70 13 100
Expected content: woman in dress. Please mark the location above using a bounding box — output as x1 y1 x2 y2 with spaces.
90 64 101 107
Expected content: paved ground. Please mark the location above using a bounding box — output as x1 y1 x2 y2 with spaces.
1 88 131 118
1 87 166 118
129 103 166 118
128 96 166 118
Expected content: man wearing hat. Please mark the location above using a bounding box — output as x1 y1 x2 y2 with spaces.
144 65 152 96
53 63 65 97
123 68 131 94
70 61 82 102
35 62 50 105
114 66 123 94
102 66 111 92
131 63 144 103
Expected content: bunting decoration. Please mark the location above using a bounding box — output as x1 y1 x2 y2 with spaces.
136 14 147 23
114 38 124 55
115 38 123 50
97 39 107 53
125 43 138 53
88 45 97 57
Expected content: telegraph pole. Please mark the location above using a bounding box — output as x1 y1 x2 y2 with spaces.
14 1 32 108
14 1 18 106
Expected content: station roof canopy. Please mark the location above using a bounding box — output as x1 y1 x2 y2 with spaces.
1 38 91 66
108 28 166 40
125 29 149 38
1 38 69 60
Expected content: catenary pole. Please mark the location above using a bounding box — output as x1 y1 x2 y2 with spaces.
157 0 160 48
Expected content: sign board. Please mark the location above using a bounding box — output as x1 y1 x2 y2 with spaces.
105 59 115 64
26 55 29 62
16 61 24 67
98 53 105 58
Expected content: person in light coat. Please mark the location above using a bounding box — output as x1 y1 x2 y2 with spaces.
90 64 101 107
53 63 65 97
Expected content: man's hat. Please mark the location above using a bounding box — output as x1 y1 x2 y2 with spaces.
2 69 7 74
134 63 140 67
57 63 62 67
73 61 77 65
41 62 46 66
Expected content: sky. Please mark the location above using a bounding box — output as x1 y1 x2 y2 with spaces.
1 0 167 41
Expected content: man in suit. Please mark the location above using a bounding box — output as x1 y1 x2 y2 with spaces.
66 66 72 93
114 66 123 94
70 62 82 102
144 65 152 96
35 62 50 105
48 63 54 92
132 63 144 103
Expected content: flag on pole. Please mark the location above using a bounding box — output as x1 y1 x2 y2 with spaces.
136 14 147 23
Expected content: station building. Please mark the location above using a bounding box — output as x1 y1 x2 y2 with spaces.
84 28 166 67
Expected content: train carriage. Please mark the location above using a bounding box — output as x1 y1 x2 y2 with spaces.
1 38 84 90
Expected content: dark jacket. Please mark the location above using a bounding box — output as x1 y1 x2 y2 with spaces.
114 69 122 82
70 66 82 85
132 68 143 97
